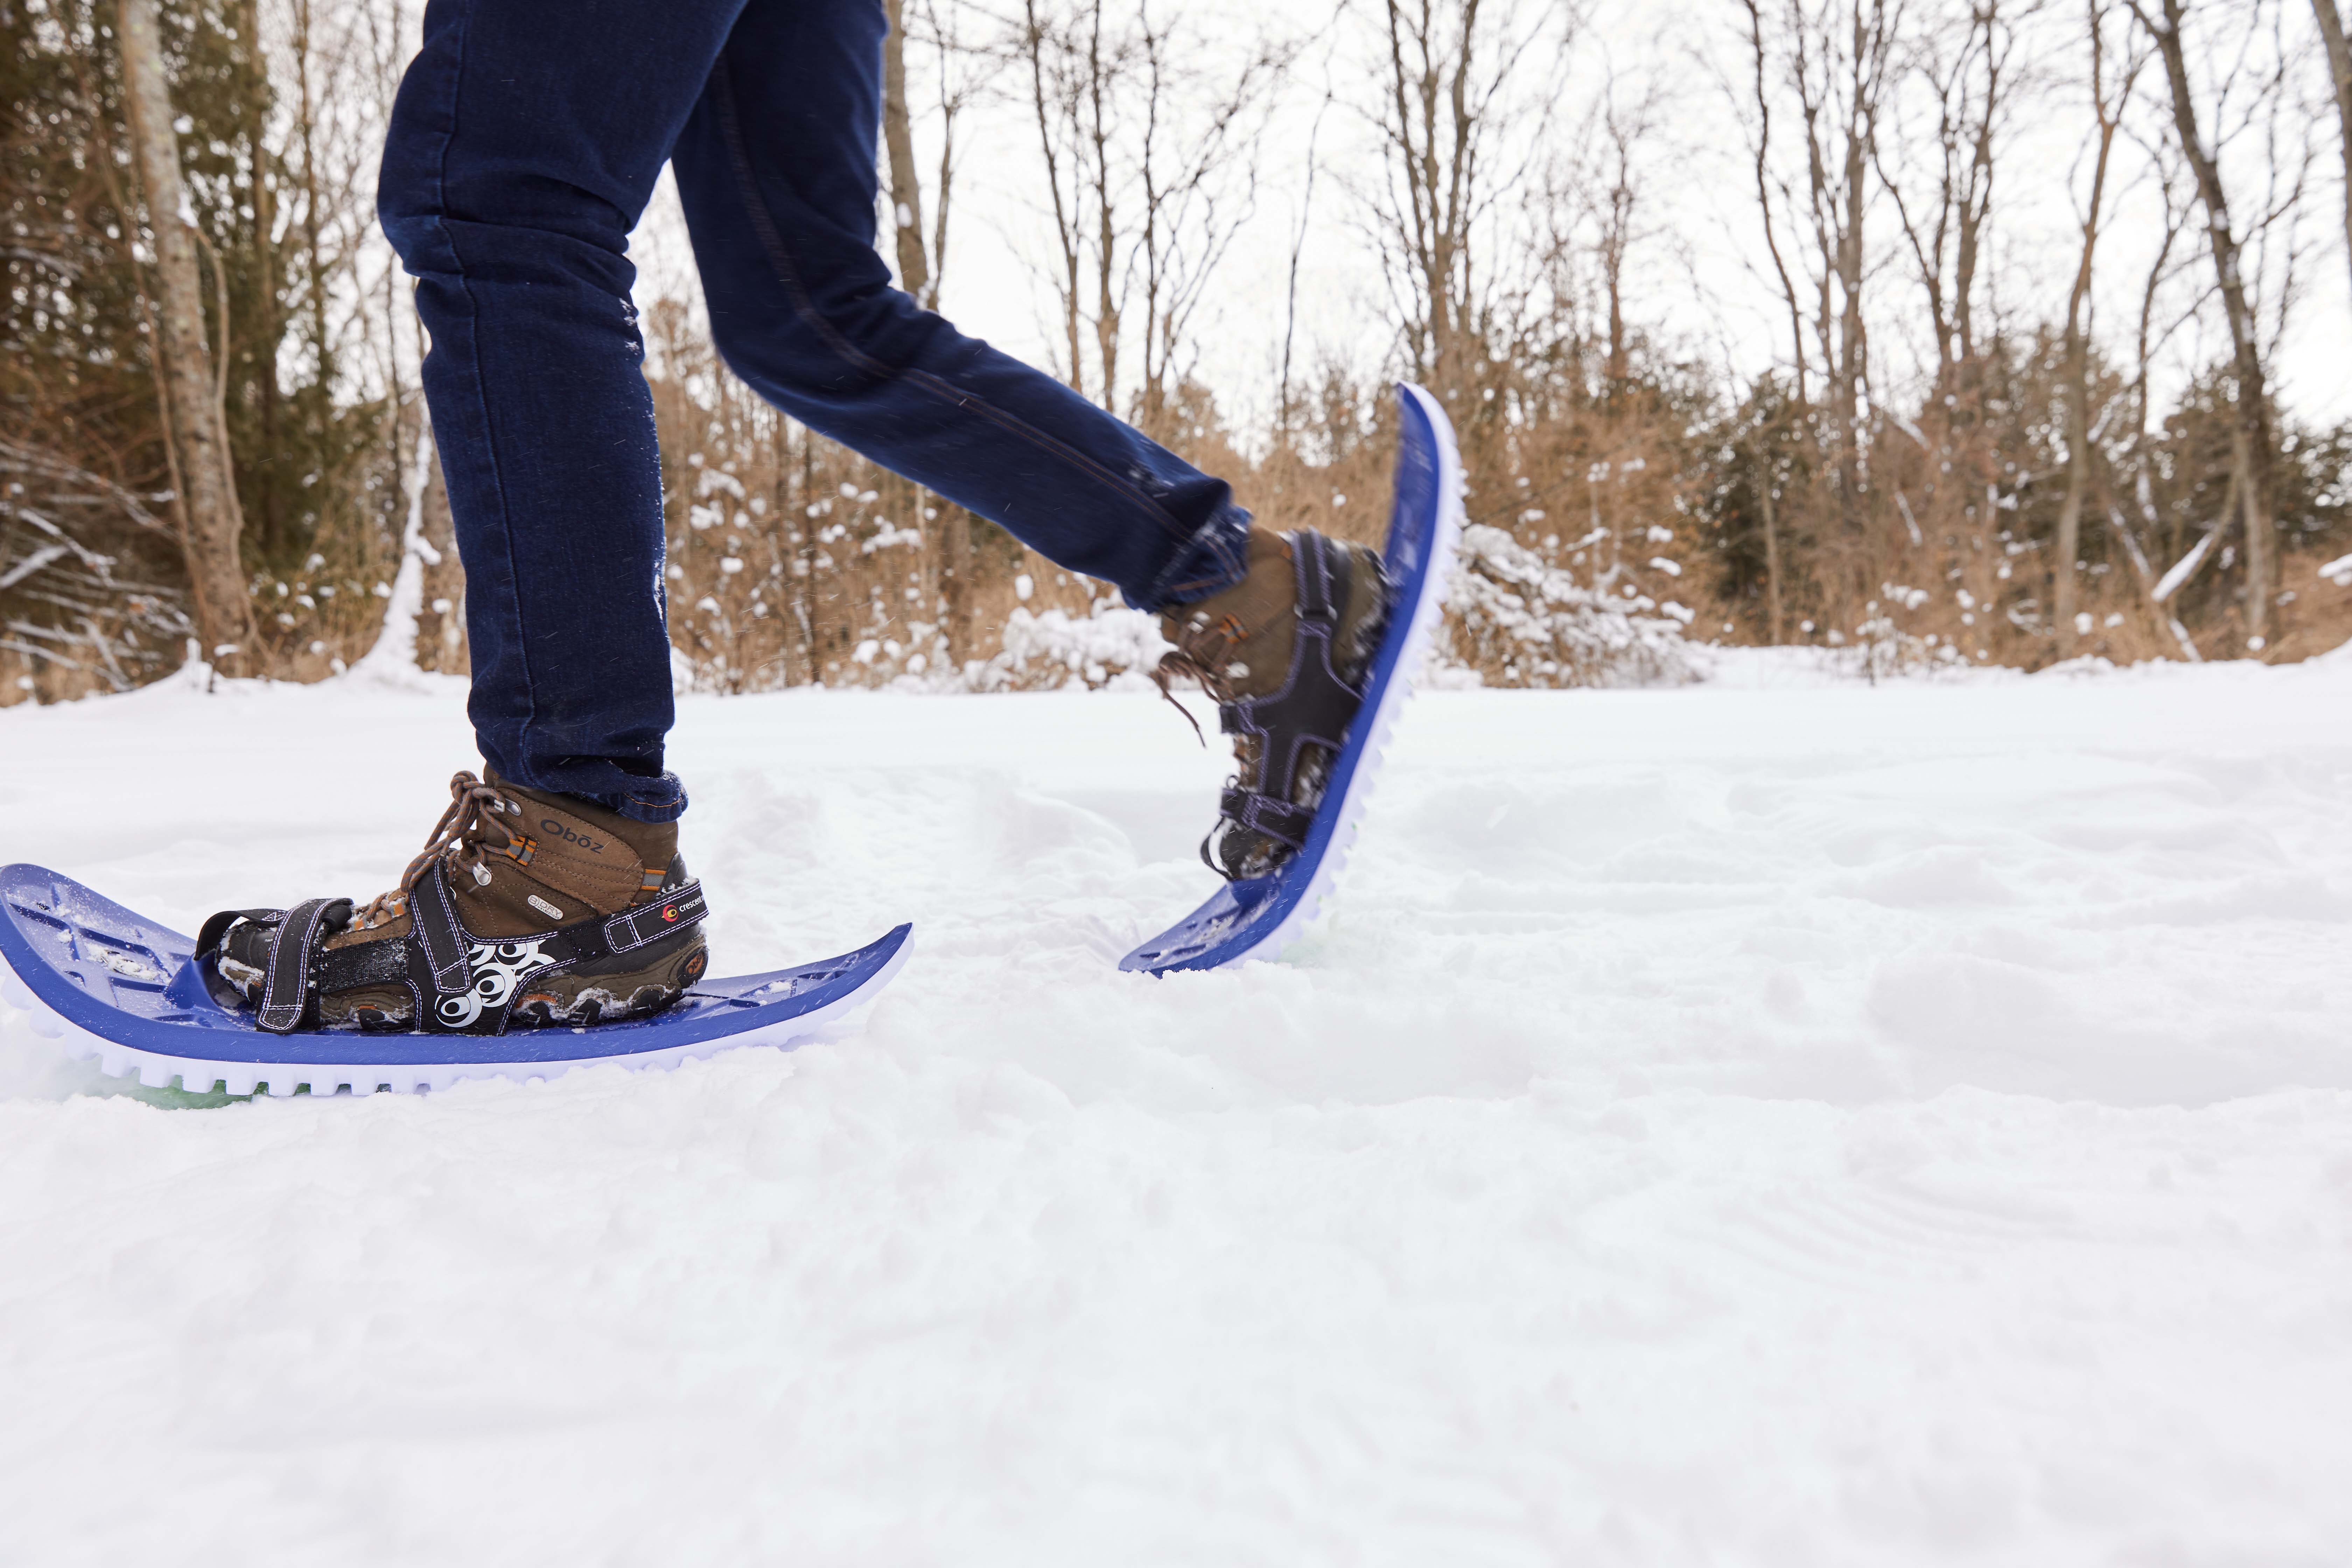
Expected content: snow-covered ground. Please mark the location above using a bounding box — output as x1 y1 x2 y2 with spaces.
4 654 2350 1565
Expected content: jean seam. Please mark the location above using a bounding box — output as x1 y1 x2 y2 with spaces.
707 56 1198 549
436 0 540 776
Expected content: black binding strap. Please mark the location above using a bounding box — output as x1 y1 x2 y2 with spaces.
408 864 473 999
200 866 711 1037
395 864 711 1034
196 907 281 965
604 882 708 954
258 897 352 1032
1212 532 1367 864
198 900 355 1034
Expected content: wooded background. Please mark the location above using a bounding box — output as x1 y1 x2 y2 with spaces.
7 0 2351 704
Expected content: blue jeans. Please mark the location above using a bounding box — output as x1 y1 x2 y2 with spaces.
378 0 1250 822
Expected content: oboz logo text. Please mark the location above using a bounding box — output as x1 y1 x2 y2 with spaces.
540 818 608 854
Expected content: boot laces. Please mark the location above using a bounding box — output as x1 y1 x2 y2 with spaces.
353 770 514 929
1151 612 1246 748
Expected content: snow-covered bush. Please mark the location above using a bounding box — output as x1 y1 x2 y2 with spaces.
969 604 1172 692
1843 602 1970 682
1439 524 1695 688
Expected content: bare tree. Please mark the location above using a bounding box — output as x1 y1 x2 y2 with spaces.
2314 0 2352 303
1368 0 1567 408
1748 0 1899 535
884 0 989 312
2053 0 2139 646
1876 0 2026 391
1020 0 1104 396
118 0 254 671
1739 0 1814 402
1014 0 1280 421
883 0 935 307
1129 4 1282 435
1277 82 1338 443
2132 0 2281 648
1580 74 1668 394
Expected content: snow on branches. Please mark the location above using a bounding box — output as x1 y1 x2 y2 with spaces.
1442 525 1694 688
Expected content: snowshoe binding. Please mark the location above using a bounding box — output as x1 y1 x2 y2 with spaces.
203 771 709 1036
1156 529 1393 880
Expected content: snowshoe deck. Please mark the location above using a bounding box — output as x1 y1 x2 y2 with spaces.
1121 381 1464 975
0 862 909 1096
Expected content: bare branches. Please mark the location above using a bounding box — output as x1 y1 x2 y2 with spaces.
0 436 190 689
1008 0 1284 423
1362 0 1578 408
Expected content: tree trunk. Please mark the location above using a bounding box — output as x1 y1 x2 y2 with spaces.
2142 0 2277 648
119 0 253 672
1022 1 1086 395
1085 5 1119 412
1742 0 1808 404
2228 424 2271 647
1761 475 1785 645
238 0 282 563
2053 350 2089 645
940 505 973 667
1833 148 1865 536
2104 505 2200 660
2314 0 2352 305
2057 1 2124 650
418 449 469 675
881 0 932 308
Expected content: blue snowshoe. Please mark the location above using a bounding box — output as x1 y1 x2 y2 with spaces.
1123 381 1463 975
0 770 908 1095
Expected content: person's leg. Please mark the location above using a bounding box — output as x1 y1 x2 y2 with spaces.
377 0 747 822
666 1 1249 614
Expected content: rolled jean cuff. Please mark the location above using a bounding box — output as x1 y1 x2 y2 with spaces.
1131 502 1253 614
597 776 689 825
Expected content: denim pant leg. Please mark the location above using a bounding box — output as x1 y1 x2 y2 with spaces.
668 2 1251 614
379 0 750 821
381 0 1252 828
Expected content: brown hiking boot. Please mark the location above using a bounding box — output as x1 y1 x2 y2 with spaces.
1156 528 1391 879
205 771 709 1034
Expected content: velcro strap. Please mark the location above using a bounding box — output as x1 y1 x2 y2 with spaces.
409 864 472 994
256 896 351 1034
197 906 282 962
1291 531 1338 624
603 880 707 955
1219 786 1313 851
316 933 413 993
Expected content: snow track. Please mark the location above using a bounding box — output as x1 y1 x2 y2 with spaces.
2 654 2350 1564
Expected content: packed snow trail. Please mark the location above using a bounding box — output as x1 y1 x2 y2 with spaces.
2 655 2350 1565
